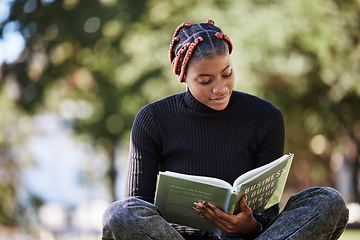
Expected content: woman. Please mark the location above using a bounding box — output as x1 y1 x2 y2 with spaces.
102 20 349 240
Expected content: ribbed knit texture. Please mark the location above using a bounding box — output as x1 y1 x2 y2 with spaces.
125 90 285 238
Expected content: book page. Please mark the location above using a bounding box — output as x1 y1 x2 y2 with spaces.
154 173 231 237
162 171 232 189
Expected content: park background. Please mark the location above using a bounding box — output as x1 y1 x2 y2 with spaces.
0 0 360 239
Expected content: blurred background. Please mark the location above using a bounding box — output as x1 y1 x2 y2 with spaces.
0 0 359 239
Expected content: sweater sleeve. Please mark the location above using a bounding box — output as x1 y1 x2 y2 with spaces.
255 106 285 168
253 106 285 228
124 106 162 203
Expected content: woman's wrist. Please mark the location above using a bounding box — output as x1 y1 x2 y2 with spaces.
241 217 263 236
255 220 263 232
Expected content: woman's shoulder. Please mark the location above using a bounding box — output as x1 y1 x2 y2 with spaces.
233 91 281 111
136 92 184 117
143 92 184 110
231 91 283 120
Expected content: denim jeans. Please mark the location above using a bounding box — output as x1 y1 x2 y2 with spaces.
102 187 349 240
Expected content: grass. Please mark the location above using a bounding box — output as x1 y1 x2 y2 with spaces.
338 229 360 240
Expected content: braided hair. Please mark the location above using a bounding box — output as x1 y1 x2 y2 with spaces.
169 20 233 83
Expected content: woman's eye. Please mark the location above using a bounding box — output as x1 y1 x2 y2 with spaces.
198 79 211 85
223 71 232 78
200 80 211 85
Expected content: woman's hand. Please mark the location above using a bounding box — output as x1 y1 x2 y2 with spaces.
193 195 258 234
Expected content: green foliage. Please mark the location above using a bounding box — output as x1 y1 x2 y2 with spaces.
234 0 360 197
0 181 16 225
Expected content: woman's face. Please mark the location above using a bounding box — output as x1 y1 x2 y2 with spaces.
185 53 235 111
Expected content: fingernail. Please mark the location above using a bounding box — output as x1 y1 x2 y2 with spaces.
203 201 210 207
199 213 204 217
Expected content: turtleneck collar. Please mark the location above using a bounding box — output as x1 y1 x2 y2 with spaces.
183 89 235 113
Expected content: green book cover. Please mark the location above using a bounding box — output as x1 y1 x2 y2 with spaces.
154 154 294 239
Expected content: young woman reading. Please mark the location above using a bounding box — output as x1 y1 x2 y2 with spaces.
102 20 349 240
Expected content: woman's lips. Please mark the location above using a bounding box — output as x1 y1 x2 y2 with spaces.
211 92 230 104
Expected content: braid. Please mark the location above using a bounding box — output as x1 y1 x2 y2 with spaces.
206 19 214 25
172 22 192 38
179 37 203 82
215 32 233 54
172 43 190 75
169 19 233 82
169 37 180 63
169 22 192 64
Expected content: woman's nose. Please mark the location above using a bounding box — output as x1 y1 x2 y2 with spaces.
212 79 227 94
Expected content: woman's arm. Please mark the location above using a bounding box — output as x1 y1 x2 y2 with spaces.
124 107 161 203
253 107 285 227
255 107 285 167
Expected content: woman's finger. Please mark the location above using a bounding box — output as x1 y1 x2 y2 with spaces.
193 202 237 233
239 194 253 216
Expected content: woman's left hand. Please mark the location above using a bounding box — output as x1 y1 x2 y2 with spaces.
193 195 258 234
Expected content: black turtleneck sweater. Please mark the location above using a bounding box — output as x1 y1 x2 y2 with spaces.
125 90 285 238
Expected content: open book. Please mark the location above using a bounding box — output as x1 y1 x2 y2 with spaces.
154 154 294 239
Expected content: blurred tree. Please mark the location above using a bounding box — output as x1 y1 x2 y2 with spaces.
0 0 160 203
0 0 157 225
227 0 360 201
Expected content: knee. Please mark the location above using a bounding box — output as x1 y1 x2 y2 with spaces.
103 197 154 225
314 187 346 208
311 187 349 222
325 187 348 214
102 199 130 239
102 199 126 227
102 197 160 237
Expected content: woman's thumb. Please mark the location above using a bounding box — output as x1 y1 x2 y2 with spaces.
240 194 252 215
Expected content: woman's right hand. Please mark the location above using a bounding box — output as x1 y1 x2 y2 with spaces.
193 195 258 234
